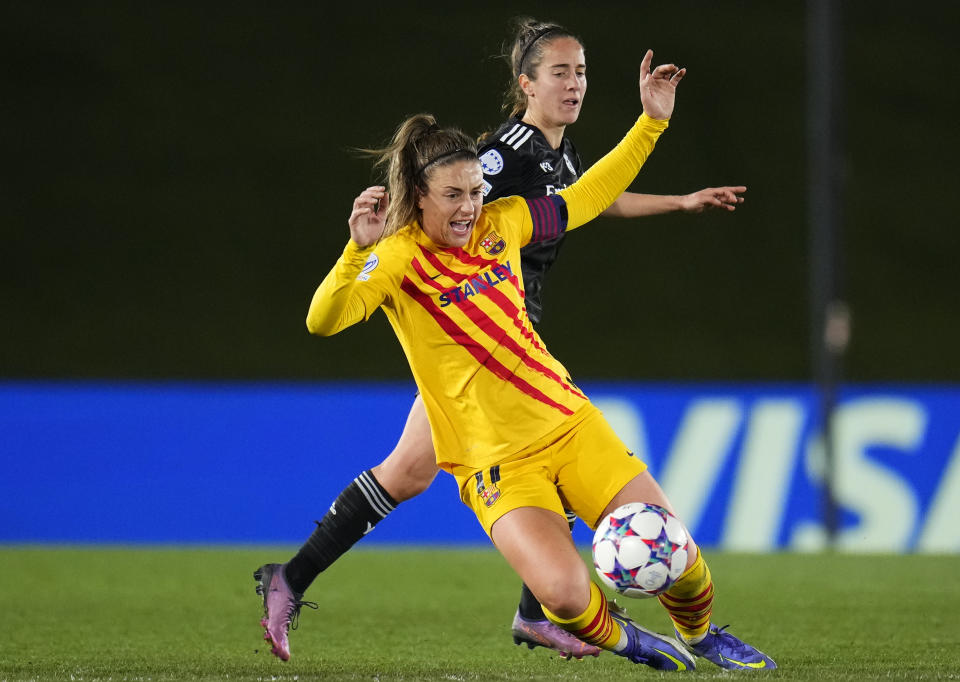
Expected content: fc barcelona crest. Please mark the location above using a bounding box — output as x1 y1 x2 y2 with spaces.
479 231 506 256
480 484 501 507
474 468 502 508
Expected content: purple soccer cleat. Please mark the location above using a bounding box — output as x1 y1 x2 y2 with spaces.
253 563 317 661
608 602 696 671
679 624 777 670
511 610 601 660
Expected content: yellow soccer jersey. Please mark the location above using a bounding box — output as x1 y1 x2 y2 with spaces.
311 195 587 471
308 113 669 470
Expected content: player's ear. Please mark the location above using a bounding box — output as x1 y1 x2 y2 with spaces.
519 73 534 97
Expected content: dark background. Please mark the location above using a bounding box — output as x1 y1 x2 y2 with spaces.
3 2 958 381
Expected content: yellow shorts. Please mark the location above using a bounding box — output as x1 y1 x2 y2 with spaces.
451 404 648 538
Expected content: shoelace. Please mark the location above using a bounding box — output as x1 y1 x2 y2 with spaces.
707 624 756 658
286 597 318 631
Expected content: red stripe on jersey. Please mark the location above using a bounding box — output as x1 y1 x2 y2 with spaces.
442 246 497 270
417 247 545 355
422 244 524 294
400 275 575 417
446 246 529 312
409 256 584 401
417 244 493 278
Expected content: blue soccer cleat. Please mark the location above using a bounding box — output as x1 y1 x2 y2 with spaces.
679 623 777 670
608 602 696 671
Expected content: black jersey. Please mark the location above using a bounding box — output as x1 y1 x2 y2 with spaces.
478 119 583 326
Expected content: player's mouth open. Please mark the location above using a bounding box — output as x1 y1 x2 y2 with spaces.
450 220 472 235
563 98 580 107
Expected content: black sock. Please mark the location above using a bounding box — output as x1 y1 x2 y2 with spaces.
518 582 546 620
284 469 397 594
518 510 578 620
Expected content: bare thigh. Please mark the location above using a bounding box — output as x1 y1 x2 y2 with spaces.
490 506 591 619
371 394 439 502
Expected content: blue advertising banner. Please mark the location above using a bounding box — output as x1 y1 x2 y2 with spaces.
2 382 958 551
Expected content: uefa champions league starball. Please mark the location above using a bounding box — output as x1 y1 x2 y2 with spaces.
592 502 689 598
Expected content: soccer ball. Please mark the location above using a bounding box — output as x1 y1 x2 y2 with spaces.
592 502 689 598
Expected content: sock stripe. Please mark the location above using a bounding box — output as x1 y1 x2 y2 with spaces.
660 584 714 605
574 591 615 644
355 471 396 519
684 614 712 629
670 601 710 614
660 550 714 641
660 588 714 613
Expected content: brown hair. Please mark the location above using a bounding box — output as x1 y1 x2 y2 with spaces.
364 114 478 239
502 17 583 118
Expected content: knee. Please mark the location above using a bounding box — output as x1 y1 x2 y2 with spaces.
372 452 437 502
535 570 591 620
390 467 435 501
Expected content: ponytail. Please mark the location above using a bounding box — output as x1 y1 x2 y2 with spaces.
363 114 477 239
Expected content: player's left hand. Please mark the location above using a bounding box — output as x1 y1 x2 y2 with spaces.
680 186 747 213
638 49 685 121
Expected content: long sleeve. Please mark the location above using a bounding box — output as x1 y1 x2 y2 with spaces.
557 113 669 231
306 240 381 337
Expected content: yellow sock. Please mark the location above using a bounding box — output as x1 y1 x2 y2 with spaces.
542 582 624 651
658 548 714 642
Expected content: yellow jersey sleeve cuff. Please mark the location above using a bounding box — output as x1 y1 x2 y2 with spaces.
342 239 376 269
638 112 670 132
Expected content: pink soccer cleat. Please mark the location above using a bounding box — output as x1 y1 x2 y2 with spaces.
511 609 601 660
253 563 317 661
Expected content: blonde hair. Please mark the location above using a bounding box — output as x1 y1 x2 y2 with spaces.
502 17 583 118
364 114 478 239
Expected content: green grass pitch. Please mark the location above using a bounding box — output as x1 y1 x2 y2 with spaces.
2 548 958 680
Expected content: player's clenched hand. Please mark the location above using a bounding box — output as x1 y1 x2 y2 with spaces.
680 186 747 213
349 186 389 247
638 49 685 121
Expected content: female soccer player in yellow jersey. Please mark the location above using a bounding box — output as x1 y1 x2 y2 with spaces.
255 46 776 671
255 18 752 665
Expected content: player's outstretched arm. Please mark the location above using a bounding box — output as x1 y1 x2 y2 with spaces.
677 186 745 213
552 50 683 232
602 186 746 218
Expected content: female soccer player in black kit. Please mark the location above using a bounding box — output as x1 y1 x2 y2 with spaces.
256 18 760 668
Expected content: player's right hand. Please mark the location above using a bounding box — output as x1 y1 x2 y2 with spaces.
638 49 685 121
349 186 390 247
